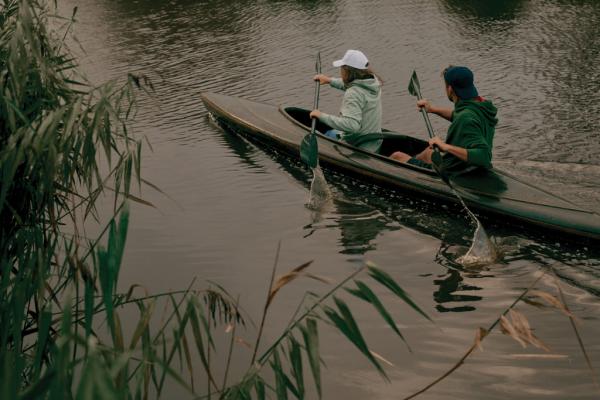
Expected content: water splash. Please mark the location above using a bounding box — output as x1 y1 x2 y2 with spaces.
457 222 498 266
450 188 499 266
306 166 332 210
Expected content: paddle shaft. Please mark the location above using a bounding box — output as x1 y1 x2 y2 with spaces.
310 79 320 135
300 52 322 169
414 87 436 141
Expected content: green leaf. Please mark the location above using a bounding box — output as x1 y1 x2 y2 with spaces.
84 278 94 339
299 318 321 398
129 300 155 350
32 307 52 379
113 310 125 351
324 297 388 380
271 349 289 400
186 300 218 392
19 370 56 400
288 337 305 399
346 280 411 351
254 377 266 400
368 265 432 322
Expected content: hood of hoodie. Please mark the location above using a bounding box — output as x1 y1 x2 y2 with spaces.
349 78 381 97
455 99 498 127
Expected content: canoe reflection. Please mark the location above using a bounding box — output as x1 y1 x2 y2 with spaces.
212 119 600 309
214 122 488 310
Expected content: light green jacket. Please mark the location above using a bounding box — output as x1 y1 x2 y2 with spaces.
318 77 383 153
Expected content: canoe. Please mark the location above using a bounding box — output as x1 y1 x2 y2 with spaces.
200 92 600 242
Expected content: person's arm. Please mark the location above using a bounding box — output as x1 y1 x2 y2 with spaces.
329 77 346 91
429 137 468 160
417 100 453 121
313 74 345 91
311 89 362 133
429 120 492 168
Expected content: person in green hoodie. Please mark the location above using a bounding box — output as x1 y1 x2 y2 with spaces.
309 49 383 153
391 66 498 174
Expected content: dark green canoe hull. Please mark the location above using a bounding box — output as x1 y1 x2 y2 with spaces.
201 92 600 242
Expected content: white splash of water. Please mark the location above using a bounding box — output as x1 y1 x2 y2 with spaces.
307 166 332 210
457 222 498 266
449 188 498 266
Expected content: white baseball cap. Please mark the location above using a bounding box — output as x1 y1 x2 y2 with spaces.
332 49 369 69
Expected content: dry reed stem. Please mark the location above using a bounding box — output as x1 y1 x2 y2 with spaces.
401 272 545 400
552 272 600 392
251 241 281 365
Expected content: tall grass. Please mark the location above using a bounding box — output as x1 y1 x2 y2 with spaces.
0 1 429 398
0 0 145 396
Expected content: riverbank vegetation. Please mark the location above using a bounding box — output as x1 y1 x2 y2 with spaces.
0 1 431 398
1 1 597 399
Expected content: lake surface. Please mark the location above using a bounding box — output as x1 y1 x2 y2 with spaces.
62 0 600 398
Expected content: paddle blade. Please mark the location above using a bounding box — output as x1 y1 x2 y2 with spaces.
408 70 420 98
300 133 318 169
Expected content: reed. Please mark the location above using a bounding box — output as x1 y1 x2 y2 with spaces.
0 0 149 397
0 1 428 398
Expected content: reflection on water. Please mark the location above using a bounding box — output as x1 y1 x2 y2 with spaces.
440 0 525 21
433 269 482 313
214 120 600 303
210 118 600 397
332 199 396 255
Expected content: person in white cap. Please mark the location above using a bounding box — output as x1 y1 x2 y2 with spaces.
309 49 383 153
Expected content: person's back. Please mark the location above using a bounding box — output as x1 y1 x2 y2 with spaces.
434 97 497 173
327 75 382 152
391 66 498 174
310 49 383 153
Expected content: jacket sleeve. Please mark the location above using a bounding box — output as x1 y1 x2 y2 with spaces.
330 78 346 91
459 118 492 168
318 88 362 133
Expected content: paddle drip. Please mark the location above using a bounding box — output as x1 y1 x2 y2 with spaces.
307 166 332 210
451 188 497 266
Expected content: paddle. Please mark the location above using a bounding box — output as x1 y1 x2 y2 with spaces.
408 70 496 265
408 70 468 185
408 71 436 144
300 52 321 169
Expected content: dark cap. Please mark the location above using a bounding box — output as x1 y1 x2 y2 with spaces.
443 66 478 99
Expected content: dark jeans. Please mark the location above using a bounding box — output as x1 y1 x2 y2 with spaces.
407 157 433 170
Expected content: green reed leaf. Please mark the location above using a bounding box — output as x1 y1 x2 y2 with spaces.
129 300 155 350
254 377 266 400
32 307 52 379
346 280 410 351
368 265 432 322
324 296 388 380
299 318 321 399
271 348 289 400
84 278 94 339
187 301 213 381
288 336 305 399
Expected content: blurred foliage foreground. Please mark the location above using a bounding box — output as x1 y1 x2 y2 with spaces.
0 1 435 399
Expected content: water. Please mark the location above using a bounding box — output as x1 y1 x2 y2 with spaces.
308 166 333 210
457 222 498 267
60 0 600 398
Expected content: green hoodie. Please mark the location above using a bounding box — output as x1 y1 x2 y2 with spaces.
432 98 498 173
318 77 383 153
